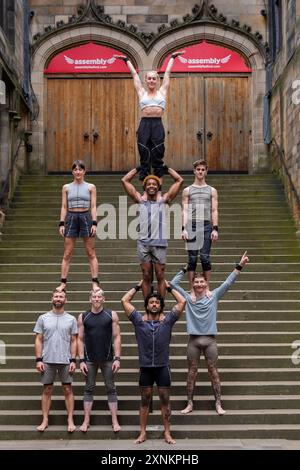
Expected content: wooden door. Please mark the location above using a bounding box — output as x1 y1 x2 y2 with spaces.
205 77 249 171
46 78 92 172
46 78 138 172
164 76 205 170
165 75 249 171
91 78 138 171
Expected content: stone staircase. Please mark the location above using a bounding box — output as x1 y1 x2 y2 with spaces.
0 173 300 440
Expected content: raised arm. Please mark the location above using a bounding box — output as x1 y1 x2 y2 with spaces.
181 187 190 241
169 268 187 298
113 55 144 97
214 251 250 300
162 168 184 203
121 168 142 203
211 187 219 242
111 311 121 373
165 281 186 317
121 281 142 317
59 184 68 237
160 50 185 94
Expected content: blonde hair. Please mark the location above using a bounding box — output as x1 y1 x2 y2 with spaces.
89 288 104 298
144 71 161 90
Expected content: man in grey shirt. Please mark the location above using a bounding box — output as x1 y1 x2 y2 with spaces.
170 251 249 415
122 167 183 299
34 289 78 432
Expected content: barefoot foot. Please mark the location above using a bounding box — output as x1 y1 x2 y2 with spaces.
215 402 226 415
164 432 176 444
79 422 89 433
135 433 146 444
112 422 121 433
36 421 48 432
67 422 76 433
181 402 193 414
56 283 66 292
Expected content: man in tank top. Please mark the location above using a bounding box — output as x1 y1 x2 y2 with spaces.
122 167 183 299
182 160 219 287
77 289 121 433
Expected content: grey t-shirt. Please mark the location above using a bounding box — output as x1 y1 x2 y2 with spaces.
33 311 78 364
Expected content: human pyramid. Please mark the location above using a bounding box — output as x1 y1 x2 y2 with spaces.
34 52 250 444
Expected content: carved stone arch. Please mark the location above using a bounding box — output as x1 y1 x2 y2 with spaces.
30 26 148 172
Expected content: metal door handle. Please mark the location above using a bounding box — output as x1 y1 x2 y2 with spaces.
207 131 213 140
93 131 99 143
83 132 89 140
196 129 203 141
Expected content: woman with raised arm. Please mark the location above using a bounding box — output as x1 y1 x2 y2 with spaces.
114 51 184 181
57 160 99 292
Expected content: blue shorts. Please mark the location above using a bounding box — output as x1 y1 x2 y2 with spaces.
139 366 171 388
64 211 92 238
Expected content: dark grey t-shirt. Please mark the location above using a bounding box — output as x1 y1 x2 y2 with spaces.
33 311 78 364
129 309 178 367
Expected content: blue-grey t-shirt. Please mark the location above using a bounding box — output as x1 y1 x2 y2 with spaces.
33 311 78 364
129 309 178 367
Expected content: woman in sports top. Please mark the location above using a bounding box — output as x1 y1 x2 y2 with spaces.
57 160 99 292
114 51 184 181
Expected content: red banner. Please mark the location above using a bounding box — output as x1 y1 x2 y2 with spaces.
44 42 130 74
159 41 251 73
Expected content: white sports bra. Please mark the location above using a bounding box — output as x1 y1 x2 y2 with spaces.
139 92 166 110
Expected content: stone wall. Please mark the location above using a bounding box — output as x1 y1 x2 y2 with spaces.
270 0 300 228
28 0 266 38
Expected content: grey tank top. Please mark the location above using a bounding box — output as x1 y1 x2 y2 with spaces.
67 181 91 209
188 185 212 221
138 200 168 247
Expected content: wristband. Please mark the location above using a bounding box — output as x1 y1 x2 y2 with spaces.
79 359 86 364
235 264 243 271
167 286 172 293
92 220 97 226
69 358 76 364
36 357 43 363
59 221 65 227
182 226 185 231
213 225 218 232
133 285 141 292
114 356 121 362
123 57 129 63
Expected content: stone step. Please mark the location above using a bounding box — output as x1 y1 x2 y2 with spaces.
0 320 298 333
2 409 300 426
2 424 300 440
1 331 299 344
0 394 299 411
0 381 300 395
1 368 300 381
0 356 296 368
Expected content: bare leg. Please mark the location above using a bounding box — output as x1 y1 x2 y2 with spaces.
135 387 152 444
158 388 175 444
83 237 99 290
57 238 76 291
62 384 76 432
79 401 93 432
203 270 211 286
37 384 53 431
188 270 194 289
108 402 121 432
140 262 153 300
154 263 166 298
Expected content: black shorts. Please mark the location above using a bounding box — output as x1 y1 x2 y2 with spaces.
64 211 92 238
139 366 171 388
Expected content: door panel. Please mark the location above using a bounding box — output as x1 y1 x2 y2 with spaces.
46 79 92 172
164 76 205 170
205 77 249 171
91 78 138 171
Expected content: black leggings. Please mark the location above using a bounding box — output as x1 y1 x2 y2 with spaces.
137 117 165 180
